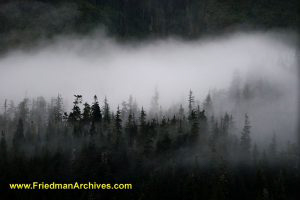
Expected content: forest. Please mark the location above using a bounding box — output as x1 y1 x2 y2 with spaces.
0 86 299 199
0 0 299 199
0 0 299 53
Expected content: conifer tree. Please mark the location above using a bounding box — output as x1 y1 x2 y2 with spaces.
240 114 251 158
91 95 102 123
188 89 195 114
126 112 137 148
18 98 29 122
68 95 82 122
103 97 111 123
114 106 122 148
82 102 91 123
53 94 63 123
140 107 147 129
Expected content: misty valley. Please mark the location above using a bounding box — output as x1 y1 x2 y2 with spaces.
0 74 299 199
0 0 299 199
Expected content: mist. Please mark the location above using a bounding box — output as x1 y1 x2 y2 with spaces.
0 30 298 145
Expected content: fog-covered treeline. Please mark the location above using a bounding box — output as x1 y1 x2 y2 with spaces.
0 0 299 53
0 0 299 199
0 83 299 199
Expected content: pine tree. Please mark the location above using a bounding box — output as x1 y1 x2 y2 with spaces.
18 98 29 122
140 107 147 128
221 113 230 136
189 109 199 142
103 97 111 123
91 95 102 123
82 102 91 123
188 89 195 114
240 114 251 158
114 106 122 148
137 107 148 148
126 111 137 147
53 94 63 123
68 95 82 122
68 95 83 137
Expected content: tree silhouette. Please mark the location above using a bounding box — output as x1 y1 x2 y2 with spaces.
240 114 251 159
91 95 102 123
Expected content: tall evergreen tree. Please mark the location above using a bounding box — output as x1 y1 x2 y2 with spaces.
82 102 91 123
103 97 111 123
68 95 82 122
126 111 137 147
114 106 122 148
240 114 251 158
18 98 29 122
53 94 63 123
188 89 195 114
140 107 147 128
189 109 199 143
91 95 102 123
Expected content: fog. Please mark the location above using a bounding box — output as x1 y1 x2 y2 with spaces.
0 30 298 144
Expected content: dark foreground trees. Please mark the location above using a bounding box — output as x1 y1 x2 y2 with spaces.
0 91 299 200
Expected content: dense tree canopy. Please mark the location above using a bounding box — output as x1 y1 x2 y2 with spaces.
0 88 299 199
0 0 298 53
